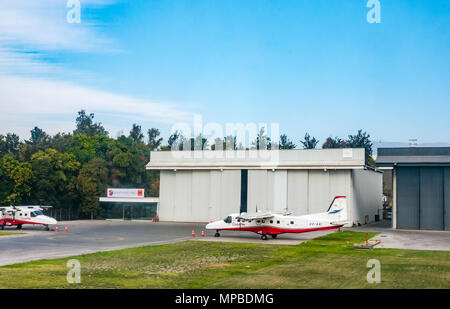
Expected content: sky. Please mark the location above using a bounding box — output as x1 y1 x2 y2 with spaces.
1 0 449 146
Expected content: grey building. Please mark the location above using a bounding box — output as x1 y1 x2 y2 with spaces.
376 147 450 231
147 149 382 226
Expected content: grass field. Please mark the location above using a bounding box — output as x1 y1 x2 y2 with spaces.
0 231 449 289
0 231 23 236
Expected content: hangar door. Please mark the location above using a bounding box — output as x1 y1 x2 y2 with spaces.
397 167 449 230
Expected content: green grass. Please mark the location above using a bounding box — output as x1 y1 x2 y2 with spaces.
0 231 449 289
0 231 23 236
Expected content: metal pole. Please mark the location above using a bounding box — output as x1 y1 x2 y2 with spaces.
393 167 397 229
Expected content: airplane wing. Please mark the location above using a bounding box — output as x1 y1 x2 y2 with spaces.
237 212 274 220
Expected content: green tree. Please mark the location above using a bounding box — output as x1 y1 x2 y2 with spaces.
0 155 32 204
30 149 80 209
162 131 185 151
69 134 113 164
107 136 149 187
77 158 108 219
322 136 348 149
48 132 73 154
0 133 21 157
147 128 163 151
19 127 51 161
300 133 319 149
278 134 296 149
347 130 374 166
74 110 108 136
129 124 144 143
30 127 49 146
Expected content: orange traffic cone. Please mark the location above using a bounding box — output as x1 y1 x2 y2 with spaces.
55 226 59 232
201 231 205 237
64 226 68 232
192 230 195 237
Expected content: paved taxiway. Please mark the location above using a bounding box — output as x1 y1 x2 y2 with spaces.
0 221 203 266
2 220 448 266
0 220 331 266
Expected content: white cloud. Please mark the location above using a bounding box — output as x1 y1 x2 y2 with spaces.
0 1 193 138
0 0 114 52
0 0 119 76
0 74 192 137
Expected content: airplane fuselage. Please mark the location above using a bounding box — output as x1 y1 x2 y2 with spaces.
0 207 57 230
206 213 343 236
206 196 348 239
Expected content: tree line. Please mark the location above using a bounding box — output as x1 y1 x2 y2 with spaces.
0 110 373 219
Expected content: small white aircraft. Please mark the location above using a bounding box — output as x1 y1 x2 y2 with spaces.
0 206 57 231
206 196 348 240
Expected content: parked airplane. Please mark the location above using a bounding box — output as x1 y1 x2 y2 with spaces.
0 206 57 230
206 196 348 240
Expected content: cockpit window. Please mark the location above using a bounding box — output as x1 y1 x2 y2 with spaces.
31 211 44 217
223 216 232 223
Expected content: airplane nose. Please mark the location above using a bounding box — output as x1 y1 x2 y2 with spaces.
206 222 215 230
48 217 57 225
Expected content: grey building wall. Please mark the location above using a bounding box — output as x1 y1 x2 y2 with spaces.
351 169 383 225
445 168 450 231
396 167 449 230
377 147 450 231
159 168 382 225
159 170 241 222
397 167 420 229
247 170 288 214
248 169 352 218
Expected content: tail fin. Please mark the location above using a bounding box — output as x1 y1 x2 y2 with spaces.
327 196 348 223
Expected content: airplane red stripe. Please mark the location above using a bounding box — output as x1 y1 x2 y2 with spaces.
215 225 343 235
0 219 44 226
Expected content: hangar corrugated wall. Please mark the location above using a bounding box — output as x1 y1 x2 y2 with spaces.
151 149 382 224
377 147 450 231
247 170 351 216
247 169 381 226
160 168 382 225
397 167 450 230
159 170 241 222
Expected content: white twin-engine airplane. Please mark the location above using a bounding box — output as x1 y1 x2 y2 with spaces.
206 196 348 240
0 206 57 230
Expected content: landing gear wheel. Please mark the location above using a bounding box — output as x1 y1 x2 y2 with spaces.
16 224 22 230
214 231 220 237
45 225 50 231
271 234 277 239
261 234 268 240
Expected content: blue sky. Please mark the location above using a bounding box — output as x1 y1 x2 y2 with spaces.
1 0 449 146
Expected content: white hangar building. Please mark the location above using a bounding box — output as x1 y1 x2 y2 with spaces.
146 149 383 226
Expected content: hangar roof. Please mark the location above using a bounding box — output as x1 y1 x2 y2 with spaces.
146 148 366 170
376 147 450 167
